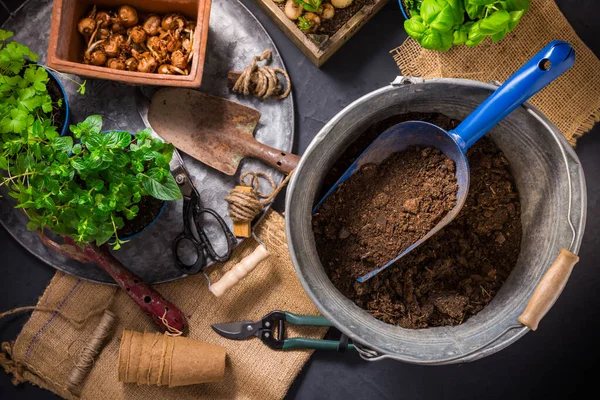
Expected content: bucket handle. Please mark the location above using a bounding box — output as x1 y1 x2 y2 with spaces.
518 249 579 330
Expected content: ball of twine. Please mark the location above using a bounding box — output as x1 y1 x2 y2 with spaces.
225 170 294 223
232 49 291 100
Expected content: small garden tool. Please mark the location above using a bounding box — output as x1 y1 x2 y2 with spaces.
148 89 300 175
315 40 576 282
212 310 355 351
171 148 237 274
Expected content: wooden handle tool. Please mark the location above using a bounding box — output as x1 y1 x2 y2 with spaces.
518 249 579 330
210 244 270 297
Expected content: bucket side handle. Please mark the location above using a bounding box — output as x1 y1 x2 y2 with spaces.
518 249 579 331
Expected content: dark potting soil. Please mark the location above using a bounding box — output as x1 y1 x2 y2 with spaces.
314 113 522 329
278 0 375 41
46 72 67 131
117 196 164 238
312 147 458 278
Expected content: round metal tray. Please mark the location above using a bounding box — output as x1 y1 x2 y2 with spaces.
0 0 294 284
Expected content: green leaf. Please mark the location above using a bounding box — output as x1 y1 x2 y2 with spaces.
466 21 487 46
466 0 495 5
421 0 443 25
507 10 524 31
464 1 483 19
0 30 14 41
505 0 529 12
72 143 82 155
26 220 40 231
52 136 73 154
420 28 454 51
2 108 28 134
71 158 87 171
479 9 510 34
404 16 428 40
0 156 8 170
139 172 183 201
453 21 472 45
73 115 102 137
82 134 106 152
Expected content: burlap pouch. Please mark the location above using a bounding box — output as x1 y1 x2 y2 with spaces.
1 210 327 399
391 0 600 145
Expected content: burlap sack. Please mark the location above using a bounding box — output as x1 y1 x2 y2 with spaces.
1 210 326 399
391 0 600 145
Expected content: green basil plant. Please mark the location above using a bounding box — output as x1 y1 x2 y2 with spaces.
403 0 530 51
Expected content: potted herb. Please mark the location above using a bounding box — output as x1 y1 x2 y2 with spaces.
0 29 85 137
1 115 182 249
400 0 530 51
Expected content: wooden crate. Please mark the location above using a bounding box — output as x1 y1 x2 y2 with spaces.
254 0 389 67
47 0 211 87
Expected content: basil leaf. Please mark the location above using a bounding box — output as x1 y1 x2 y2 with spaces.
505 0 529 12
420 0 443 25
507 10 524 31
447 0 465 25
466 0 495 5
491 29 509 42
430 4 458 32
420 28 454 51
479 9 510 34
466 21 486 47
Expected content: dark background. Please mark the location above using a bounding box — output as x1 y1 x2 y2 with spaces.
1 0 599 398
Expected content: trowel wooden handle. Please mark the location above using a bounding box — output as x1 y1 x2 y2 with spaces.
245 139 300 174
210 244 270 297
518 249 579 331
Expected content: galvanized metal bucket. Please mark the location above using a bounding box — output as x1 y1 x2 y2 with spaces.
285 77 586 365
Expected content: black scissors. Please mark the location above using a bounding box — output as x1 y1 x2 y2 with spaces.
172 150 237 274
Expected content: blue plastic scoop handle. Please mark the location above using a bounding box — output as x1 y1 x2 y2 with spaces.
315 41 575 282
449 40 575 150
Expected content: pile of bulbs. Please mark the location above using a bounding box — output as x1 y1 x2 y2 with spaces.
279 0 354 34
78 5 195 75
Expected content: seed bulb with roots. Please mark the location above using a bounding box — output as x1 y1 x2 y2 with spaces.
104 34 124 58
107 57 125 70
124 57 139 71
128 26 146 44
95 11 111 28
157 64 186 75
170 50 188 70
143 15 161 36
118 5 138 27
133 51 158 73
78 17 96 36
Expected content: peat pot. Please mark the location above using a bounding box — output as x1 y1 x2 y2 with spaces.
286 77 586 364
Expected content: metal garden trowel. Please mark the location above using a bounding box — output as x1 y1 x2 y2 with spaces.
148 88 300 175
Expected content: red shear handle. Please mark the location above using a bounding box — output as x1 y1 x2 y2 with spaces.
82 243 188 333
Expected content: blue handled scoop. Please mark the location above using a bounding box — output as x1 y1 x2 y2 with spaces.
315 41 575 282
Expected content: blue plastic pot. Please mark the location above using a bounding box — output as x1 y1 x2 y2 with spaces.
99 130 167 242
42 65 71 137
398 0 410 20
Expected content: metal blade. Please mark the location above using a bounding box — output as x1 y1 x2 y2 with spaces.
211 320 260 340
148 88 262 176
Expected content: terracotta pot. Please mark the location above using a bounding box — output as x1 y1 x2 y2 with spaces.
47 0 211 87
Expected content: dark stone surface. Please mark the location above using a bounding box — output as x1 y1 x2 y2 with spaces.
1 0 599 399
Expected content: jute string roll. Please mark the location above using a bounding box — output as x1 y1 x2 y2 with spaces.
226 170 295 224
231 49 291 99
0 299 117 388
66 310 118 395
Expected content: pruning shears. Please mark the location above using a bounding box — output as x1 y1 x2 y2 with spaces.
211 310 355 351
